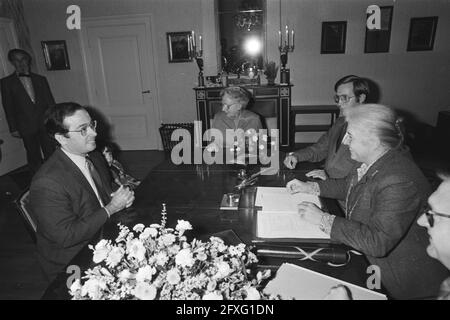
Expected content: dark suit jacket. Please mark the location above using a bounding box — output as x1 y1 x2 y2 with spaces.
29 148 113 281
319 148 449 299
293 117 356 179
0 72 55 135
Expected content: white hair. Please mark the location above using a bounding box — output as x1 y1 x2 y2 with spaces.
346 104 404 149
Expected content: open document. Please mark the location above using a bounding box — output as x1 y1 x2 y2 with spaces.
264 263 387 300
255 187 330 240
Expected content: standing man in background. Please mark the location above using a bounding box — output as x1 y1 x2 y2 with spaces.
1 48 56 175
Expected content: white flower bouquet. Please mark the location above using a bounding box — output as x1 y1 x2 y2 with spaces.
69 206 274 300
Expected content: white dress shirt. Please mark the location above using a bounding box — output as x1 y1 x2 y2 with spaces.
18 74 36 103
61 148 105 207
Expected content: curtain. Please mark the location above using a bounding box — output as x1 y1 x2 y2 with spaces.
0 0 36 66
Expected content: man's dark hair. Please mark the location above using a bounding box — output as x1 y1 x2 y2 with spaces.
7 48 32 62
334 75 370 99
45 102 85 138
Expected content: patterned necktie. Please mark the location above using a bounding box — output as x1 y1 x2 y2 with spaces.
85 156 110 205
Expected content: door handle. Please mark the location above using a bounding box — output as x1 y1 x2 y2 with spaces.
142 90 151 94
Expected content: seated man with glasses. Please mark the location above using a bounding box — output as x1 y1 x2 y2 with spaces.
209 86 262 154
284 75 369 180
29 102 135 282
418 173 450 299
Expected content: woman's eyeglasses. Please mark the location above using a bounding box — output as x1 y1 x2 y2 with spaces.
423 205 450 227
67 120 97 136
334 95 356 103
222 102 239 110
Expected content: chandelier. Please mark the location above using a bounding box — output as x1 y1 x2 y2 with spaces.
235 9 262 31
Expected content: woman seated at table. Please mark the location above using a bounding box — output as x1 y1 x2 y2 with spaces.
286 104 448 300
209 86 262 151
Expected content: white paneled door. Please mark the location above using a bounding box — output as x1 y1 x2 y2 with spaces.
81 16 160 150
0 18 26 175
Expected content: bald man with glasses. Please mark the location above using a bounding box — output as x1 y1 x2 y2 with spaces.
418 173 450 299
284 75 369 180
29 102 134 282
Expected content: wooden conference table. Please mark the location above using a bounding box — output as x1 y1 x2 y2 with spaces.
41 159 370 299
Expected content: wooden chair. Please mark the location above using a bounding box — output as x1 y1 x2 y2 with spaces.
15 189 37 243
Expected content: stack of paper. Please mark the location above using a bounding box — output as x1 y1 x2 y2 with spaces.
255 187 329 240
264 263 387 300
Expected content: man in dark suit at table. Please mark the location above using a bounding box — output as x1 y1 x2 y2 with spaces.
29 102 135 282
283 75 369 180
1 49 56 175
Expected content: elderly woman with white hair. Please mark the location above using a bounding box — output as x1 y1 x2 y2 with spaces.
210 86 262 150
286 104 448 299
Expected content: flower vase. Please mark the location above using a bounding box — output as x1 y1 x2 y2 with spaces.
267 78 275 86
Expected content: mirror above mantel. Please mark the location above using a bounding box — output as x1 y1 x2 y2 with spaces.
218 0 266 75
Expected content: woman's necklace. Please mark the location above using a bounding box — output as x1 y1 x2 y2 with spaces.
345 177 359 220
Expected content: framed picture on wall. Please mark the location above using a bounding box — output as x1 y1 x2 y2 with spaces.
364 6 394 53
407 17 438 51
321 21 347 54
167 31 193 63
41 40 70 70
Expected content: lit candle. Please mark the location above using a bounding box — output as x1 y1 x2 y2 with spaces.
192 31 196 48
291 30 295 47
278 30 282 47
286 25 289 46
188 36 192 55
199 35 202 52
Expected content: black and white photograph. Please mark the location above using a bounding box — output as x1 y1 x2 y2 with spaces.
0 0 449 303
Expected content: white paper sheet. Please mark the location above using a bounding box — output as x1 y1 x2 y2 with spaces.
264 263 387 300
257 211 330 239
255 187 321 211
255 187 329 239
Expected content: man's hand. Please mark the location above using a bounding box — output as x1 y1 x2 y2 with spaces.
11 131 21 138
283 154 298 169
105 185 135 216
305 169 327 180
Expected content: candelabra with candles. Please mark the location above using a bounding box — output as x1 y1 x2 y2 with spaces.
189 31 204 87
278 25 295 84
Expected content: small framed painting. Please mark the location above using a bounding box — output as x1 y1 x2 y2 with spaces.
364 6 394 53
41 40 70 70
321 21 347 54
167 31 193 63
407 17 438 51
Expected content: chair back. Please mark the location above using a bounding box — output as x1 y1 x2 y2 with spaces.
159 123 194 154
15 189 37 243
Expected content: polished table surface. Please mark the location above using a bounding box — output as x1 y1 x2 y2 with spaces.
42 160 370 299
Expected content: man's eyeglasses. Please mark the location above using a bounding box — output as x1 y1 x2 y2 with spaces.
334 95 356 104
67 120 97 136
423 205 450 227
